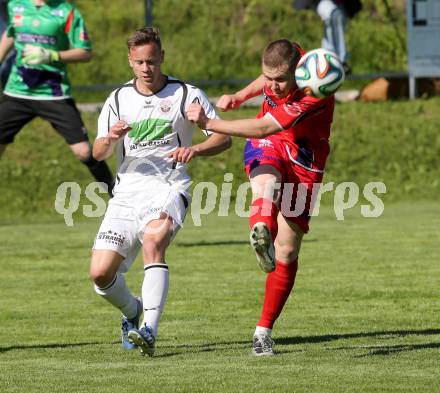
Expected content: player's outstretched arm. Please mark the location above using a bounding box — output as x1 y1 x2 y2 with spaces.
216 75 265 112
58 47 92 63
22 46 91 65
192 133 231 156
167 134 231 164
93 120 131 161
187 103 280 139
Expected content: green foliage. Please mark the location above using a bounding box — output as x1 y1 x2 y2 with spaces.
67 0 407 95
1 98 439 220
69 0 144 86
326 98 440 201
348 1 407 73
0 112 109 220
191 99 440 207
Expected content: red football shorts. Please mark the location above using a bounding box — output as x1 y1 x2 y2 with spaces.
243 137 324 233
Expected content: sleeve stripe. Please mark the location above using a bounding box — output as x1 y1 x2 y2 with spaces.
180 83 188 118
113 83 133 120
108 103 117 118
265 112 283 130
106 108 112 134
64 9 75 33
114 90 121 119
167 80 188 118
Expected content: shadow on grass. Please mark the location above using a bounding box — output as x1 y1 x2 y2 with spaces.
350 342 440 357
275 328 440 356
276 328 440 346
152 340 251 358
0 341 119 353
176 240 249 247
148 328 440 358
0 339 250 358
2 329 439 358
176 238 317 247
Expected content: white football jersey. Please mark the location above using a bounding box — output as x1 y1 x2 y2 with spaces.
97 77 217 197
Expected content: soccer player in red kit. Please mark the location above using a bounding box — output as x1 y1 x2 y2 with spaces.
187 39 335 356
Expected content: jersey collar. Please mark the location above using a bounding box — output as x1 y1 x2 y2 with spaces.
133 75 169 97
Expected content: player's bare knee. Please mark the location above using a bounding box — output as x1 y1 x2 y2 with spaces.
142 237 166 261
89 260 114 287
251 180 281 202
90 267 114 288
275 240 299 262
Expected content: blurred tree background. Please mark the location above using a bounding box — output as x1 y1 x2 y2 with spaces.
69 0 407 97
4 0 438 220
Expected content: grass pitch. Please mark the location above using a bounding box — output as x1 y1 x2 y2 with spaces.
0 202 439 393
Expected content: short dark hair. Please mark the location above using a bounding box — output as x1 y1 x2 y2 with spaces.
262 39 302 72
127 27 162 51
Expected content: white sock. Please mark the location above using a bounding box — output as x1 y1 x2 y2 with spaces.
142 263 169 337
94 273 138 319
255 326 272 337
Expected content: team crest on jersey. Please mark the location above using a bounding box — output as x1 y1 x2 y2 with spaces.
32 19 40 28
159 99 172 113
284 102 301 116
13 14 23 27
258 139 273 148
80 30 90 41
12 6 25 14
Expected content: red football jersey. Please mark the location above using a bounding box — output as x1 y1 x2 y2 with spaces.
257 86 335 172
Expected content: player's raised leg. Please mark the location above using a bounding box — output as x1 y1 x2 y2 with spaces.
249 165 282 273
253 216 303 356
90 249 142 349
128 214 173 357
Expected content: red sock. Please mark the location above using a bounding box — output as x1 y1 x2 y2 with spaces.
257 259 298 329
249 198 279 239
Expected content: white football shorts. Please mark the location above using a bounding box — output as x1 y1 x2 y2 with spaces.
93 187 190 272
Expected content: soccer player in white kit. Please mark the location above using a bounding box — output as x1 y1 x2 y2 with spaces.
90 27 231 357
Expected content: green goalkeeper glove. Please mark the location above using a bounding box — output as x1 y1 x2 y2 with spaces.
22 44 60 65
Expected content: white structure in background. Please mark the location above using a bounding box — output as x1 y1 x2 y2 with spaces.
407 0 440 98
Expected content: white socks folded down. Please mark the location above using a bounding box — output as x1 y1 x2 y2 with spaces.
95 263 169 337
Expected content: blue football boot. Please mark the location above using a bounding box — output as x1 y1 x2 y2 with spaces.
121 297 143 350
128 324 155 357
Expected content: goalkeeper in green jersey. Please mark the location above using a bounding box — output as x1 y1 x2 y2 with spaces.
0 0 13 87
0 0 114 194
